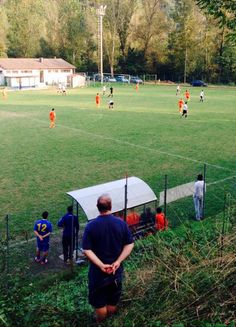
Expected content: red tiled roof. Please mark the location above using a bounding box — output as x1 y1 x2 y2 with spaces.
0 58 76 70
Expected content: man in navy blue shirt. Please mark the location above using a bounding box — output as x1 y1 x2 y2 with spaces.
58 206 79 264
82 194 134 323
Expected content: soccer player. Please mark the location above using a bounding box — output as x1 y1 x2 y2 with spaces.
2 88 7 100
102 85 106 96
57 83 62 94
181 102 188 118
62 85 67 95
49 108 56 128
200 90 204 102
96 93 101 107
108 86 113 97
108 100 114 109
185 90 190 102
178 98 184 114
176 84 180 96
34 211 52 264
126 208 140 226
135 83 139 92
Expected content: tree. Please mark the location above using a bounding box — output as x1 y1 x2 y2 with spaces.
196 0 236 41
6 0 44 57
0 6 8 57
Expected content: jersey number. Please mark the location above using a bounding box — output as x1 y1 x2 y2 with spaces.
37 223 47 232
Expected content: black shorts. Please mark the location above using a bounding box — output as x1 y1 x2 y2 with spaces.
182 109 187 115
89 280 122 309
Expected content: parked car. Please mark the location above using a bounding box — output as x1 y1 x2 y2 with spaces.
93 74 101 82
115 75 129 83
130 76 144 84
191 80 208 87
104 76 117 83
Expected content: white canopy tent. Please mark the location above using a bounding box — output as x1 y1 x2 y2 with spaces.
67 176 157 220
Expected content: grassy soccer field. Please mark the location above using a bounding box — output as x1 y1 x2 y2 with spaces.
0 84 236 235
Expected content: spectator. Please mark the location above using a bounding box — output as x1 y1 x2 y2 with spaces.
82 194 134 323
155 207 168 231
57 206 79 264
34 211 52 265
126 208 140 226
140 207 155 225
193 174 205 221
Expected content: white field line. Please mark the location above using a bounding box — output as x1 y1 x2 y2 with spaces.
208 175 236 186
6 223 87 248
32 117 235 173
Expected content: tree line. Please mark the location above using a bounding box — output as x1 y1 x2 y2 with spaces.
0 0 235 83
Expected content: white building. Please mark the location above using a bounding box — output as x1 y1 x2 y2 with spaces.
0 57 85 89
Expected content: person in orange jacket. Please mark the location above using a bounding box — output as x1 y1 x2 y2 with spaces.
155 207 168 231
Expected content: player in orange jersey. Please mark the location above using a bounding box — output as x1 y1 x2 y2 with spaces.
178 98 184 114
185 90 190 102
126 209 140 226
135 83 139 92
155 207 168 231
95 93 101 107
49 108 56 128
2 88 7 100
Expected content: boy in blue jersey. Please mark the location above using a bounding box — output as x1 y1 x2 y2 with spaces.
57 206 79 264
82 195 134 323
34 211 52 264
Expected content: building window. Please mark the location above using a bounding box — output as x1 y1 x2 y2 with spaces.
12 71 18 74
61 69 70 73
21 70 32 73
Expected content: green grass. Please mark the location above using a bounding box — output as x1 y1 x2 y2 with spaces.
0 84 236 235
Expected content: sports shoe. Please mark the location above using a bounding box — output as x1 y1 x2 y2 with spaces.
35 257 41 263
41 259 48 265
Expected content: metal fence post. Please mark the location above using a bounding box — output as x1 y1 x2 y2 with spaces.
5 214 9 274
164 175 168 225
202 164 207 219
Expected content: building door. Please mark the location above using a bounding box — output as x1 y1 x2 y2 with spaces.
40 70 44 83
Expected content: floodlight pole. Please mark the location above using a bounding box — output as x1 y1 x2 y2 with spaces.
97 5 106 84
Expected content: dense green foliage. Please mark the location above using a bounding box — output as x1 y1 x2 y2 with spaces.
0 0 236 82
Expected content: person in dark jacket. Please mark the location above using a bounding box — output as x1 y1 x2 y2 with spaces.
58 206 79 263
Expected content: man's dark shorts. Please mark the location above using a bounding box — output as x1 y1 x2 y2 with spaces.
37 239 49 252
89 280 122 308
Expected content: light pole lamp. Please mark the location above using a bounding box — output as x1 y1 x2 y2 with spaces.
96 5 106 84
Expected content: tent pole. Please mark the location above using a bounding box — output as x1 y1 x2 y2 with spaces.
76 202 79 261
124 173 128 222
